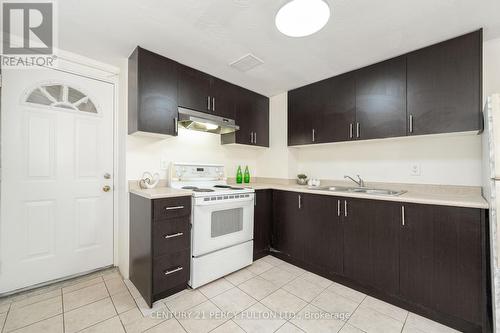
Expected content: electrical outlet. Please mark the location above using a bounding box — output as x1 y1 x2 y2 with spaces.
410 163 421 176
160 159 169 170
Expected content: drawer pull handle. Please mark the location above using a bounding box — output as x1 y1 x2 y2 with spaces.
165 206 184 210
164 266 183 276
164 232 184 239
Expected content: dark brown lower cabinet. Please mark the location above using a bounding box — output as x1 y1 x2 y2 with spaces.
270 190 490 333
253 189 273 260
302 193 343 275
129 194 192 307
272 190 304 261
343 198 401 295
400 204 485 328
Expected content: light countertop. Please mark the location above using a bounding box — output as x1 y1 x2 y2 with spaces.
233 180 488 209
129 178 488 209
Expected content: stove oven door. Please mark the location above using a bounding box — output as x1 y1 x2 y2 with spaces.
192 194 254 257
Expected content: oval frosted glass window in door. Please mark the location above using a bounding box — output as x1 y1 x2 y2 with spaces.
26 84 98 114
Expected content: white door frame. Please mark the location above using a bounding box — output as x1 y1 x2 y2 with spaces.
0 50 121 281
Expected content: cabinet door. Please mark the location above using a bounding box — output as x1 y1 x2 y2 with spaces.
343 198 400 294
213 78 235 119
400 204 483 324
252 92 269 147
226 88 269 147
313 74 356 143
302 194 343 275
178 65 213 113
407 30 482 135
233 88 255 145
355 56 407 140
128 47 178 136
253 190 272 259
272 191 304 260
288 86 313 146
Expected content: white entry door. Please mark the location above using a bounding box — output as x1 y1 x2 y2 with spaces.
0 67 114 293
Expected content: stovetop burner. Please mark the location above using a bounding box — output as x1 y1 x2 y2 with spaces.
213 185 244 190
182 186 215 193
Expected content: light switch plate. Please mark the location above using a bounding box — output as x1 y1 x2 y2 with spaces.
410 163 421 176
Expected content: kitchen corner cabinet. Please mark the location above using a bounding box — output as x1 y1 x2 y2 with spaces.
129 194 191 307
221 88 269 147
253 189 273 260
270 189 490 333
128 47 179 136
287 29 482 146
407 30 482 135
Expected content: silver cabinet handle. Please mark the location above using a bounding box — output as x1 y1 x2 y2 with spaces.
356 122 360 138
409 115 414 133
164 232 184 239
401 206 405 226
298 195 302 209
254 132 257 144
174 117 178 134
207 96 211 110
164 266 183 276
337 200 341 217
212 97 216 111
250 132 254 144
165 206 184 210
344 200 348 217
312 129 316 142
349 123 353 139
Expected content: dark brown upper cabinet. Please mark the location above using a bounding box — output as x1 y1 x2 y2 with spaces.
128 47 179 136
213 78 236 119
315 73 356 143
178 64 214 114
288 84 314 146
407 30 482 136
287 30 482 146
221 88 269 147
355 56 407 140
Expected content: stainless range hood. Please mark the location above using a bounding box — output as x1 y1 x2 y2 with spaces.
177 107 239 134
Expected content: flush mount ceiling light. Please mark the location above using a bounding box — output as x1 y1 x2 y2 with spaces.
275 0 330 37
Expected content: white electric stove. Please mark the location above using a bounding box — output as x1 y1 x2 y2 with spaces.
169 163 254 288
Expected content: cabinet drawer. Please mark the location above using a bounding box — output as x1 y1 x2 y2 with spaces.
153 217 190 257
153 250 190 294
153 196 191 220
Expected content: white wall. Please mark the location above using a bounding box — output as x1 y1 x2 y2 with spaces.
484 37 500 98
127 130 260 181
258 93 482 186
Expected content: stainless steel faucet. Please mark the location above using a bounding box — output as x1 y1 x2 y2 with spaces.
344 175 365 187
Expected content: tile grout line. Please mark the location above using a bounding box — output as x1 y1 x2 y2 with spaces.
400 311 410 333
98 278 128 333
61 288 65 333
1 303 10 333
340 294 367 332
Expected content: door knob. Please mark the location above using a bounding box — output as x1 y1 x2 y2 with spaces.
103 185 111 192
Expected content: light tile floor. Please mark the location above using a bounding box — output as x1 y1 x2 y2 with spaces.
0 257 462 333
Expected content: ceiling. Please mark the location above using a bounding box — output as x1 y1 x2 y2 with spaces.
59 0 500 97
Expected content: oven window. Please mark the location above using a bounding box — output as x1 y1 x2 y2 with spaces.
211 208 243 238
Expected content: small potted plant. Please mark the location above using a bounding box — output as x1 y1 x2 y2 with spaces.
297 174 308 185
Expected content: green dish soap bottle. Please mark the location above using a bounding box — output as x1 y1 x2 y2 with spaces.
236 166 243 184
244 166 250 184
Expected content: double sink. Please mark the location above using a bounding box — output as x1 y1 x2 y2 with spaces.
308 185 406 196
